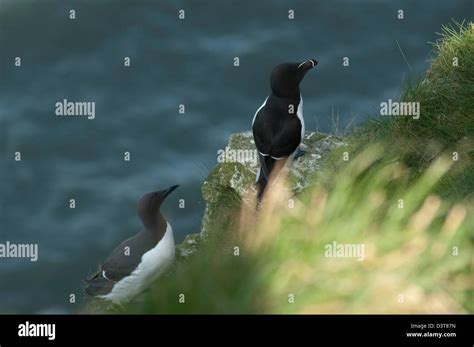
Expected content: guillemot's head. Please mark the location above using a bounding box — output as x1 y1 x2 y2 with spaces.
270 59 318 98
138 185 179 228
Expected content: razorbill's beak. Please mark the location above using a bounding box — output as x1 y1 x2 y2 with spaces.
297 59 318 70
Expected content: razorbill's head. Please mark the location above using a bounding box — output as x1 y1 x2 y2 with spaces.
138 185 179 228
270 59 318 97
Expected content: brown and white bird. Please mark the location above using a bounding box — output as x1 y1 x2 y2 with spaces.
85 185 178 303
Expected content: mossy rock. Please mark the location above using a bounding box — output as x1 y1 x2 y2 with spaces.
175 233 201 261
174 131 346 258
201 131 346 231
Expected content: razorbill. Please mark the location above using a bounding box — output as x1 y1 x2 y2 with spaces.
252 59 317 200
84 185 179 303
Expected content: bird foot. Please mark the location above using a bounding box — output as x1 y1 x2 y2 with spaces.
293 147 306 161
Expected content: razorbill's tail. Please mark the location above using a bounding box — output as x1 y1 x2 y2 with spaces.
256 154 289 201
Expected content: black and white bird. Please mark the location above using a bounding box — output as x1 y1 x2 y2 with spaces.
252 59 317 200
85 185 179 303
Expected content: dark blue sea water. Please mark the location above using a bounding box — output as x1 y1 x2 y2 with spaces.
0 0 472 313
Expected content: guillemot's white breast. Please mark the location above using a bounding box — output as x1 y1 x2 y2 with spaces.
98 223 175 303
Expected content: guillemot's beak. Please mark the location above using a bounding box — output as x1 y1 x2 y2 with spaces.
162 185 179 199
297 59 318 70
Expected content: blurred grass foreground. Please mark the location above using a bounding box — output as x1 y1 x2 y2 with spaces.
92 22 473 314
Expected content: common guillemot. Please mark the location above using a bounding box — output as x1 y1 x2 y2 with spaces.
85 185 178 303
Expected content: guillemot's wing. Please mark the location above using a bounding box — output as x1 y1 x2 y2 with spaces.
84 275 115 297
98 230 159 283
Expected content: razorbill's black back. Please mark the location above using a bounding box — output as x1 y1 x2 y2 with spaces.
252 59 317 200
84 185 179 303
